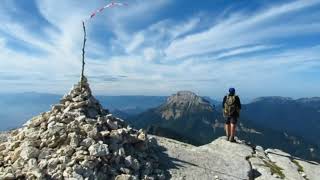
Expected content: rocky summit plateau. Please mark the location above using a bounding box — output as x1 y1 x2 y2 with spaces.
153 136 320 180
0 79 320 180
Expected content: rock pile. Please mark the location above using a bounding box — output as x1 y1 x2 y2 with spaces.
0 77 165 180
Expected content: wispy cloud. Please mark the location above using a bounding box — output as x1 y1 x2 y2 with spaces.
165 0 320 59
0 38 5 48
213 45 277 60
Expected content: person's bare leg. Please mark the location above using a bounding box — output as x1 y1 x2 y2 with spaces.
225 123 231 139
230 123 236 142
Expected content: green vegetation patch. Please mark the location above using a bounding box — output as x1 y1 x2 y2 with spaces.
291 159 304 172
262 160 285 179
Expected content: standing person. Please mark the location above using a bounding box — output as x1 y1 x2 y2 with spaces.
222 88 241 142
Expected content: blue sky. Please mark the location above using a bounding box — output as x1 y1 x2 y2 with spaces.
0 0 319 100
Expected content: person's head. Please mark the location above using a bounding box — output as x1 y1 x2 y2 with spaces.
229 88 235 95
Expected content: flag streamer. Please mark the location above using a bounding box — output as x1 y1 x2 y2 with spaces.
84 1 127 22
80 1 127 85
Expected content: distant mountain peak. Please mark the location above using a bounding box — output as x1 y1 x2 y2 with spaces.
159 91 213 120
251 96 293 103
176 90 196 96
297 97 320 103
167 91 210 105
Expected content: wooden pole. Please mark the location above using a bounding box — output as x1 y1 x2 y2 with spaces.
81 21 87 88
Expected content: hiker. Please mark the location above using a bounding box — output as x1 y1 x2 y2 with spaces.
222 88 241 142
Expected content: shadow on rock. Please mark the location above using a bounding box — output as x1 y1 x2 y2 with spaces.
148 137 200 179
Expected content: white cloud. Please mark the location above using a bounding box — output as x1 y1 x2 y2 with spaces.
214 45 276 59
36 0 100 26
0 0 319 98
143 48 157 62
169 17 201 39
106 0 170 23
0 38 5 48
0 18 53 52
126 33 144 53
247 0 320 25
165 0 320 59
112 16 202 63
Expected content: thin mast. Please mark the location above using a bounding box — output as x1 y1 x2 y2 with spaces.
80 21 87 87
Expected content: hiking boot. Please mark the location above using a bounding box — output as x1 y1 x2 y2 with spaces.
226 136 230 141
229 137 236 143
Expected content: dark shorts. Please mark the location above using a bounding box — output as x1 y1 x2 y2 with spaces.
225 117 238 125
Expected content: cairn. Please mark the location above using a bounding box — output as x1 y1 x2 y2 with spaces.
0 77 165 180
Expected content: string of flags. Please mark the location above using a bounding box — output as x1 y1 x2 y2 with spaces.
83 1 127 22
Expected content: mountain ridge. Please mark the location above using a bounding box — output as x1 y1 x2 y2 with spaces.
129 92 320 162
242 96 320 146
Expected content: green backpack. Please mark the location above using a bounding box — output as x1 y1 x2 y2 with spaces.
223 95 238 117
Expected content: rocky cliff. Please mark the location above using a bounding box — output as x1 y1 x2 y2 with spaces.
152 136 320 180
130 91 220 145
158 91 213 120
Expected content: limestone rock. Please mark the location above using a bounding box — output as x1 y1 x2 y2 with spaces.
0 78 164 179
26 115 45 128
137 131 147 141
125 155 140 171
80 138 95 148
154 136 252 180
0 143 6 151
150 135 320 180
2 173 15 180
20 146 40 160
115 174 137 180
296 159 320 180
107 119 119 130
69 132 80 148
249 157 278 180
88 143 109 157
266 149 304 180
